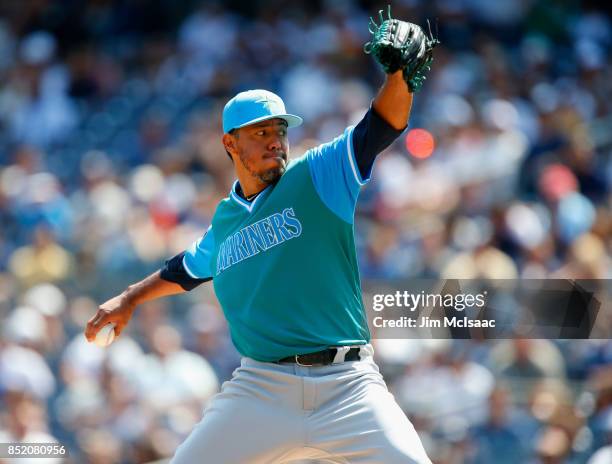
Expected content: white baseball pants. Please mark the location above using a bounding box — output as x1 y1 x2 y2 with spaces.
171 347 431 463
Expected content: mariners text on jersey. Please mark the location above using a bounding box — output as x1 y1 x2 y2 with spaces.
216 208 302 275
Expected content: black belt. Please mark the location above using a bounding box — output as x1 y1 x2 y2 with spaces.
277 347 362 366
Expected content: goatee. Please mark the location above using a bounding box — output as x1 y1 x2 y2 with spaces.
239 151 287 185
258 163 286 184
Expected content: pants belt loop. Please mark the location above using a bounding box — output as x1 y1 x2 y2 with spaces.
359 344 374 360
332 346 350 363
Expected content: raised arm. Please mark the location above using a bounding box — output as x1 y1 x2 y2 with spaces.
352 11 438 179
85 271 186 341
351 72 412 181
372 70 413 131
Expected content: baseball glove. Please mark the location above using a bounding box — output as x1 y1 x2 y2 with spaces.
364 6 439 92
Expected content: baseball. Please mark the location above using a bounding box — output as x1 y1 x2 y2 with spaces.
93 323 116 347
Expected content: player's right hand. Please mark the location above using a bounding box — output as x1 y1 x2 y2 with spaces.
84 293 136 342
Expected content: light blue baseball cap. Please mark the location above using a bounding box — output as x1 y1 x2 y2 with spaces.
222 89 303 134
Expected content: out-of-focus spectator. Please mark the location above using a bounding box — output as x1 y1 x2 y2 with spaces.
7 226 73 287
588 446 612 464
393 341 495 429
535 425 573 464
186 302 241 383
0 31 77 148
492 339 566 380
137 324 218 409
468 385 535 464
0 392 63 464
588 367 612 452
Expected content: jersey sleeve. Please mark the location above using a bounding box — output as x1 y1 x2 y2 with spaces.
182 225 216 280
306 126 365 224
352 106 405 179
160 251 209 290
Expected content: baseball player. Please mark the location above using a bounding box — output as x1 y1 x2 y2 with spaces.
86 11 437 464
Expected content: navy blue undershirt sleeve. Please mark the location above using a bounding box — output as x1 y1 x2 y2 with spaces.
352 105 406 180
160 251 210 291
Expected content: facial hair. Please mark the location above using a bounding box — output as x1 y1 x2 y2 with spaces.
239 151 287 185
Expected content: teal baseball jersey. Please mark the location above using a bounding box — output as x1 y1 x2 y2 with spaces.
182 126 372 361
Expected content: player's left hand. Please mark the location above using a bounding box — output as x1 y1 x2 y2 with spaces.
364 5 439 92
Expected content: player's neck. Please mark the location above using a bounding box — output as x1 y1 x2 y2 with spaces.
236 174 268 199
235 182 264 202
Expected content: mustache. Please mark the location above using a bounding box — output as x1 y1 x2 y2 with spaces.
264 151 287 160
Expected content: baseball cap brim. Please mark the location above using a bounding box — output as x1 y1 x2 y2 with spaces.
231 113 303 131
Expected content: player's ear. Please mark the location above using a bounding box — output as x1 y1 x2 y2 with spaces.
222 133 236 154
222 132 239 161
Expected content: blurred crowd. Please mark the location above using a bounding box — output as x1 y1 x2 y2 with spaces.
0 0 610 463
